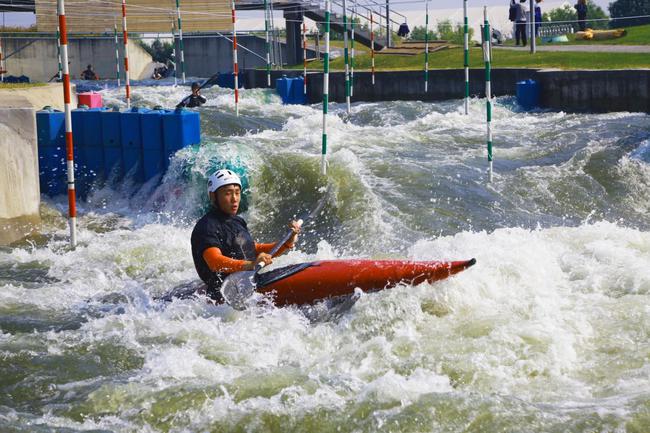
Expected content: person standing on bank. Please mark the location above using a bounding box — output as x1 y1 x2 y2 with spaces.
177 82 207 108
575 0 587 32
191 169 301 301
515 0 528 47
535 0 543 37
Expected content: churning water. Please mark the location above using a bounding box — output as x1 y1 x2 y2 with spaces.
1 82 649 432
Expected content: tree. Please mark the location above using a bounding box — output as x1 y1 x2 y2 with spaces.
542 1 608 30
435 19 474 45
409 25 437 41
609 0 650 26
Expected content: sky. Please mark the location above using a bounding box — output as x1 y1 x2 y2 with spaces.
0 0 614 30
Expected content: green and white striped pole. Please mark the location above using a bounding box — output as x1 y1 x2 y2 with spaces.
322 0 331 175
264 0 271 86
342 0 351 114
57 25 63 81
113 23 120 86
463 0 469 114
424 0 429 93
171 19 177 86
483 6 493 182
175 0 186 84
350 2 355 98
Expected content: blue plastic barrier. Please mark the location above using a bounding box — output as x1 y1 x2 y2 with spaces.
36 106 202 196
162 108 200 169
80 108 106 179
36 108 66 196
120 107 149 183
101 109 122 180
141 108 170 181
276 76 305 105
276 76 291 104
516 79 540 110
288 77 306 104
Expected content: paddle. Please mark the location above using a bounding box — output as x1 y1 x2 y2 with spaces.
176 72 220 108
221 185 332 310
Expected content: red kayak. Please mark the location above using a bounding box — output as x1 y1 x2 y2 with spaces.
255 258 476 306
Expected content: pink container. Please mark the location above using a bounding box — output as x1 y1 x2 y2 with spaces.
77 92 103 108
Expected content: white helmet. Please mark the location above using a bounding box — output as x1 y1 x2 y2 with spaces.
207 169 242 193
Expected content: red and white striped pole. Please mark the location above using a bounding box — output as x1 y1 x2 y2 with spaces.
302 18 307 94
0 35 5 82
231 0 239 116
370 12 375 86
121 0 131 108
57 0 78 247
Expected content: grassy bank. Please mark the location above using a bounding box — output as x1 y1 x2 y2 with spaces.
0 83 48 89
300 46 650 71
507 23 650 46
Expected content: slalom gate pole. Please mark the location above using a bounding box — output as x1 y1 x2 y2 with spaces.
57 0 78 248
342 0 350 114
0 36 3 82
56 26 62 81
175 0 186 83
463 0 469 114
424 0 429 93
264 0 271 86
231 0 239 116
121 0 131 108
350 2 355 97
114 23 120 86
321 0 331 175
370 12 375 86
171 20 177 85
303 17 307 94
483 6 493 182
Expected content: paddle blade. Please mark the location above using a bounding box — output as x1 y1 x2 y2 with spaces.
221 271 257 310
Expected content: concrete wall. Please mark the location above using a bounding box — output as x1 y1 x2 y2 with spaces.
246 68 650 114
179 34 316 78
0 83 75 111
0 96 40 245
2 37 154 83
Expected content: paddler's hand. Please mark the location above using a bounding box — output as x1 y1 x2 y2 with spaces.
286 220 301 247
254 252 273 269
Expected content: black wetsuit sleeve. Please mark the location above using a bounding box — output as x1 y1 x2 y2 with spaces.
176 98 188 108
199 95 207 104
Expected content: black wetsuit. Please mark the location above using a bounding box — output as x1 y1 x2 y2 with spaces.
81 69 97 80
177 94 207 108
190 206 256 299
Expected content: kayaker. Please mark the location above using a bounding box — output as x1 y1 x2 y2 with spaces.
80 64 99 81
177 82 207 108
190 169 300 301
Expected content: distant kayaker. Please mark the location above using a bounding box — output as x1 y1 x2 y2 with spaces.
177 82 207 108
190 169 300 301
80 64 99 81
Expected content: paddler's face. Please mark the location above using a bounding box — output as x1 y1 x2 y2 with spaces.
216 184 241 216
